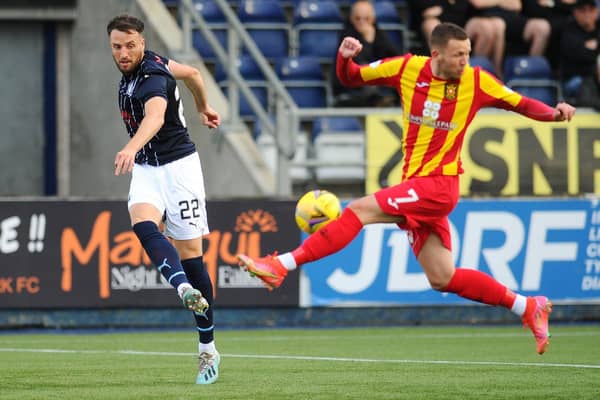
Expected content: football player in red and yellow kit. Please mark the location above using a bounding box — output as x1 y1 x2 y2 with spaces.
238 23 575 355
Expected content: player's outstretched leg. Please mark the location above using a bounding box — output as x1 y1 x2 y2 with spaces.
196 351 220 384
237 208 364 290
522 296 553 354
237 253 288 290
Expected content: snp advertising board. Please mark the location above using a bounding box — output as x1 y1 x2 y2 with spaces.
0 200 299 308
366 112 600 196
302 198 600 307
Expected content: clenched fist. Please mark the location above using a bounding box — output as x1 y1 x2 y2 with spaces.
338 37 363 59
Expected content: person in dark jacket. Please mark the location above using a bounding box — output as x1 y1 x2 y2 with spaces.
559 0 600 108
331 0 401 107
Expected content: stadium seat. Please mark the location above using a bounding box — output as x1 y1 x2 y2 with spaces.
470 55 497 77
503 56 561 105
276 55 323 80
254 118 312 182
373 0 400 23
504 55 553 81
238 0 290 59
192 28 227 61
221 84 269 119
373 0 408 53
191 0 229 61
163 0 179 7
312 117 365 183
193 0 226 23
216 56 269 119
214 54 264 82
292 0 343 60
312 116 363 137
275 56 330 107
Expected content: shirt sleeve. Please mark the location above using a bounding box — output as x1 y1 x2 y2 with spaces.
336 52 406 88
478 69 523 109
477 68 556 121
136 74 168 104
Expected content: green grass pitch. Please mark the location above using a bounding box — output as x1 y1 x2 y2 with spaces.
1 325 599 400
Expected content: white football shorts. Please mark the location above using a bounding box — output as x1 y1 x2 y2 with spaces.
128 152 209 240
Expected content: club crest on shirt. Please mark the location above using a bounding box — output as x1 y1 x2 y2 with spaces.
444 83 458 100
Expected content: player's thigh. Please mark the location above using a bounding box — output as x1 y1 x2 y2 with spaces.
417 232 455 290
171 236 204 259
128 163 166 226
129 203 164 226
163 153 209 241
347 194 403 225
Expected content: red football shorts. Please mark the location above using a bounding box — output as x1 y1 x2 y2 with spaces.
374 175 459 256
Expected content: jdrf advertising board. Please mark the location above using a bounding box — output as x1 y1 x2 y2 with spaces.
301 198 600 306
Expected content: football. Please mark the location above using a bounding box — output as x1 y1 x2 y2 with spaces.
294 190 342 234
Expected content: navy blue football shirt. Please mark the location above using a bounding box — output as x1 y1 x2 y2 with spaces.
118 50 196 166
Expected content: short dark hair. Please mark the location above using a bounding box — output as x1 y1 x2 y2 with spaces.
106 15 144 36
429 22 468 49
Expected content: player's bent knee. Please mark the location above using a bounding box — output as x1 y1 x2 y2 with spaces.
425 269 454 291
428 276 451 291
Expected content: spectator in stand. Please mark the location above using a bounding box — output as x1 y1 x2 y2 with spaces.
415 1 505 75
470 0 551 76
560 0 600 109
522 0 576 69
331 0 401 107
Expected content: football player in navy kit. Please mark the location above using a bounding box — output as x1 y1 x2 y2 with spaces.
107 14 220 384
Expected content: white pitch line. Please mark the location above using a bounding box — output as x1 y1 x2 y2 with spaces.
1 347 599 369
222 331 600 341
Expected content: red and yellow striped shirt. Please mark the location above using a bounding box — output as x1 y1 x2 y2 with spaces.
337 53 556 181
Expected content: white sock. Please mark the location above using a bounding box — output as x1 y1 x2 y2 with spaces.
199 341 216 354
510 294 528 316
177 283 193 299
278 252 297 271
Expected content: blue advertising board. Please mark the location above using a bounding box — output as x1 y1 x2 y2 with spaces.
301 198 600 306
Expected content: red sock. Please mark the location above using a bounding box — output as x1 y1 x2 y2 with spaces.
444 268 516 309
292 208 363 266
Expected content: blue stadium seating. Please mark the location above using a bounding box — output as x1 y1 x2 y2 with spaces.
276 56 329 107
238 0 290 59
221 84 269 118
504 55 553 81
469 55 497 77
193 0 226 22
293 1 343 60
191 0 228 61
503 56 561 105
373 0 400 23
373 0 408 53
312 116 362 139
192 29 227 61
276 55 323 80
215 55 269 119
214 54 264 81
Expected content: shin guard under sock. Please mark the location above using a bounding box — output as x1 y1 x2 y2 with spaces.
182 256 214 344
133 221 188 289
292 207 363 266
444 268 515 308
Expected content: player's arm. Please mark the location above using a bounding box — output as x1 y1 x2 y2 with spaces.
478 69 576 121
114 96 166 176
513 97 576 122
336 36 404 88
168 59 220 129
